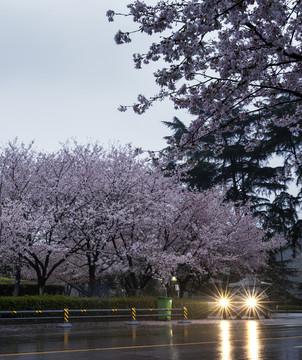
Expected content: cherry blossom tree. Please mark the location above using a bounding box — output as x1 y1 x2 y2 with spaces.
171 188 282 296
108 1 302 161
0 140 36 296
101 146 184 295
57 144 276 297
89 146 281 296
0 140 283 297
57 143 120 297
22 146 100 295
58 144 177 295
0 144 88 295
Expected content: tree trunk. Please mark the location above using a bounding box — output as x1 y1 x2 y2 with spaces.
88 263 100 297
88 278 99 297
124 274 137 296
13 266 21 297
178 277 189 299
38 285 45 296
37 276 46 296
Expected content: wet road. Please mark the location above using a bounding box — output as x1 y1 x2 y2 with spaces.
0 314 302 359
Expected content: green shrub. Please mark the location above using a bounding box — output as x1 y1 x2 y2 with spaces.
109 296 158 309
0 278 14 284
173 298 209 319
0 295 208 319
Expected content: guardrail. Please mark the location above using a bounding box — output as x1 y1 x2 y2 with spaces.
0 307 191 326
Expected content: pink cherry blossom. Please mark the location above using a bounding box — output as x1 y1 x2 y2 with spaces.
109 1 302 160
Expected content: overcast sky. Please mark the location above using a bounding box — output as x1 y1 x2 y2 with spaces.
0 0 192 152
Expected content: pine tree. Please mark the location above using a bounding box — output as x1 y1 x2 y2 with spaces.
163 102 302 298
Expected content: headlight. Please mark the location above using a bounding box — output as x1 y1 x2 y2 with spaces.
219 298 229 308
246 297 257 308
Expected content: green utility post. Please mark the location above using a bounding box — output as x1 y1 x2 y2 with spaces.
157 297 173 320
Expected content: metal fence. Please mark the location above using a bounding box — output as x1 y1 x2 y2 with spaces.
0 307 190 326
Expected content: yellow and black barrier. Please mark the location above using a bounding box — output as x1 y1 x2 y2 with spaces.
184 307 188 319
178 306 191 324
126 307 139 325
60 308 72 327
0 307 190 326
131 308 136 321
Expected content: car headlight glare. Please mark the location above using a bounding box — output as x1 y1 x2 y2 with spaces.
246 297 257 308
219 298 229 307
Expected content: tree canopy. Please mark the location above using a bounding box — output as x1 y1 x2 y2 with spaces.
0 140 280 296
108 0 302 161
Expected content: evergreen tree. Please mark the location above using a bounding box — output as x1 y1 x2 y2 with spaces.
163 101 302 298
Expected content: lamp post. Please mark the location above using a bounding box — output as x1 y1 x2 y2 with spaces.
171 276 180 298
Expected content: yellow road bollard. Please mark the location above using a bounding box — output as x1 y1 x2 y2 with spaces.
178 306 191 324
57 308 72 328
126 307 139 325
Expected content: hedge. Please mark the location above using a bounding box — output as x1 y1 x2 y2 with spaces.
0 295 209 319
173 298 209 319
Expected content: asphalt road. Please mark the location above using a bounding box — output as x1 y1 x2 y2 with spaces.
0 314 302 359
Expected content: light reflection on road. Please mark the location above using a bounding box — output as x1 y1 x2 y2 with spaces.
132 326 136 346
220 320 260 360
63 329 70 350
247 321 259 360
2 315 302 359
220 321 232 360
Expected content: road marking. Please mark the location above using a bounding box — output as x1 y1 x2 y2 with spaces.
1 335 302 357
